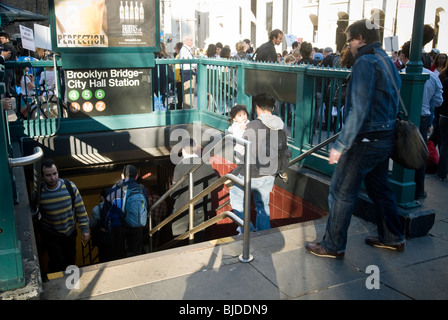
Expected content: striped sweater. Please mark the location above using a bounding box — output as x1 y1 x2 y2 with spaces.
39 179 89 236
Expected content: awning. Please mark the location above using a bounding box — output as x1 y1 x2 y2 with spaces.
0 3 48 28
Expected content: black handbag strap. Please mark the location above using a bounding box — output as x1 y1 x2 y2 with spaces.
375 52 409 119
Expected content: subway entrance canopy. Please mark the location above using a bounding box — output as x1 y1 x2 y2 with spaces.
0 4 48 28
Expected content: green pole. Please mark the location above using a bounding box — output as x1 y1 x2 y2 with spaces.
406 0 426 74
236 62 252 111
390 0 429 208
196 59 207 112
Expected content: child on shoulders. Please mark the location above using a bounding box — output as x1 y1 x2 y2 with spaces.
227 105 250 163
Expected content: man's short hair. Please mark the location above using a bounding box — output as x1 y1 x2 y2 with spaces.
300 41 313 58
183 34 193 42
123 165 138 179
401 41 411 59
175 42 183 50
346 19 380 44
269 29 283 41
0 32 10 39
41 159 57 174
254 93 275 111
324 47 334 54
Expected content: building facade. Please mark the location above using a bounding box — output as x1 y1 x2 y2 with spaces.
0 0 447 54
162 0 448 54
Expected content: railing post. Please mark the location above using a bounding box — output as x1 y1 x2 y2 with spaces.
239 140 254 263
188 172 195 243
197 59 208 111
293 67 314 159
389 0 429 208
0 78 24 292
236 61 252 112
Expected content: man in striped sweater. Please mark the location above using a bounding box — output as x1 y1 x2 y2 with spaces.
38 159 90 273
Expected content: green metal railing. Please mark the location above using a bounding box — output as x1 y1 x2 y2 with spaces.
7 56 351 160
0 0 430 291
5 52 427 198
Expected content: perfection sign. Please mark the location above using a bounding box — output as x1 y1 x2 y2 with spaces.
54 0 156 48
65 68 153 118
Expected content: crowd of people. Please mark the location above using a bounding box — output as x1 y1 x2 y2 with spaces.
164 26 447 188
155 30 357 114
19 21 448 278
164 30 348 67
35 160 172 279
0 31 59 119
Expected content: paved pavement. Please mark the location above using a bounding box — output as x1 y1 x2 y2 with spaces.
39 172 448 304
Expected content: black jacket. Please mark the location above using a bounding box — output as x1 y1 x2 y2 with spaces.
255 41 277 63
0 41 16 61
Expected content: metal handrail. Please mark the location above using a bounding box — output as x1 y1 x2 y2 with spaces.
288 133 340 168
149 134 253 263
9 146 44 168
149 173 242 236
8 147 44 215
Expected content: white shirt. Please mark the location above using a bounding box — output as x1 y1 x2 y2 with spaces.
228 120 250 163
20 75 34 97
179 45 196 70
39 70 58 96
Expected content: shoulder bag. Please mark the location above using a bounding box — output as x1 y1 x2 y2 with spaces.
376 52 428 170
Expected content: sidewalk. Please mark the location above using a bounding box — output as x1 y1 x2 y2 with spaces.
39 173 448 301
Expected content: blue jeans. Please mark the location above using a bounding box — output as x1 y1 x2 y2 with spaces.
322 131 404 253
230 174 275 232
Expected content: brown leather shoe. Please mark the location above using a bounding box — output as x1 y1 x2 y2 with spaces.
305 242 345 260
365 237 405 252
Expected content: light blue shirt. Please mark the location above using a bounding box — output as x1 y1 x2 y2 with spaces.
421 68 443 116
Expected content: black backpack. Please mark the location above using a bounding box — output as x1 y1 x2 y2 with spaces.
64 179 76 210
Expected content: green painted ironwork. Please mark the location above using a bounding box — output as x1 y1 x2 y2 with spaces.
0 67 24 292
389 0 429 207
6 51 423 202
0 0 430 292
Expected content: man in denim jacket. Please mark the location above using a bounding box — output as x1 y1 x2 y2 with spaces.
306 19 405 259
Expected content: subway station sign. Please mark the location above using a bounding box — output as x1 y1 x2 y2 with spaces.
49 0 160 117
52 0 158 50
65 68 152 118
